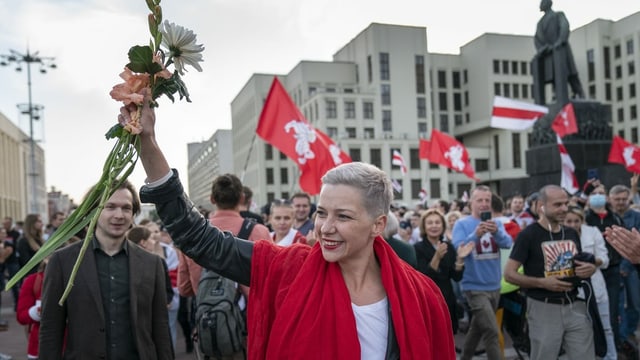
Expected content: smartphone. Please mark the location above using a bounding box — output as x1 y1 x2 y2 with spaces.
480 211 492 221
560 276 582 287
587 168 599 180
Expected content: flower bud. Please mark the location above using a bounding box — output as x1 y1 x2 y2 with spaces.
154 5 162 24
148 14 157 36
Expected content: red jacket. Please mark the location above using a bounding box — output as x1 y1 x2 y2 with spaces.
17 271 43 358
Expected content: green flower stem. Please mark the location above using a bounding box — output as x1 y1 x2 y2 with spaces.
57 132 139 304
58 174 114 305
4 131 140 304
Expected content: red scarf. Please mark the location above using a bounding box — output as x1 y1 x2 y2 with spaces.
248 236 455 359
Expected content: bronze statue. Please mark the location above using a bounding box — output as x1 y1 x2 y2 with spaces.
531 0 585 106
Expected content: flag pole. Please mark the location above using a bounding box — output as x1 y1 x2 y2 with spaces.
241 132 258 182
290 165 298 196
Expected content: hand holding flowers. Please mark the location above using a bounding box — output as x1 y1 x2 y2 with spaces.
5 0 204 304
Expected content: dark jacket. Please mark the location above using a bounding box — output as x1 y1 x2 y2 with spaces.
414 239 463 333
386 236 418 269
39 240 173 360
140 170 401 360
585 206 624 267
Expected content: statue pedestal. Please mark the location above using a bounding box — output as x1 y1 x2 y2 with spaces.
525 100 628 191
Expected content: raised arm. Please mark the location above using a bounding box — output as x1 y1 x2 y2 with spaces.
120 96 171 182
131 96 254 285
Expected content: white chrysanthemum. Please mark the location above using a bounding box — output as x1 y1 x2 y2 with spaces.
160 20 204 75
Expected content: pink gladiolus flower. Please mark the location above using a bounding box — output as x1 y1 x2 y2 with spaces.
153 53 172 80
118 105 143 135
109 68 150 105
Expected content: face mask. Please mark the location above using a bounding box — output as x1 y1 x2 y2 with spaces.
589 194 607 208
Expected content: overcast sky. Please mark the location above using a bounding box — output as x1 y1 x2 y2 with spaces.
0 0 638 202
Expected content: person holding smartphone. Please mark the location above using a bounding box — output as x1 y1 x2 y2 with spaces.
452 185 513 360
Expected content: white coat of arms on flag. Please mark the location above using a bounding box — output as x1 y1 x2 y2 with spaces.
284 120 316 164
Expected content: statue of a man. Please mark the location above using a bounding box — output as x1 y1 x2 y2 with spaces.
531 0 585 106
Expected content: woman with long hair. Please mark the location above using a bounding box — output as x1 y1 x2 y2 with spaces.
414 209 474 333
17 214 44 276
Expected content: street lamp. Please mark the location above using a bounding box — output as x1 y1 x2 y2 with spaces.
1 48 56 214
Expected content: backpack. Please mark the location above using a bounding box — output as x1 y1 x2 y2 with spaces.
195 218 255 359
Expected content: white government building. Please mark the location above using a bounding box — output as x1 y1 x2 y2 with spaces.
187 12 640 210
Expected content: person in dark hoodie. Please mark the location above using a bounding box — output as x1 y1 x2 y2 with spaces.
583 180 626 352
383 211 417 269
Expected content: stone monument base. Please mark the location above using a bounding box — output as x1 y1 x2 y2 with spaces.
524 100 630 192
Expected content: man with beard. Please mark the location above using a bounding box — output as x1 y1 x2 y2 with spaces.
505 185 596 359
291 192 314 236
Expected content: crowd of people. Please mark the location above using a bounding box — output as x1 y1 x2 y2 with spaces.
2 98 640 359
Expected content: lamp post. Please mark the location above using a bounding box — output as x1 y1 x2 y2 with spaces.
1 48 56 214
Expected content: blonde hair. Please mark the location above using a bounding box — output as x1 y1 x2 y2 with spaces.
419 208 446 239
321 162 392 218
567 206 585 221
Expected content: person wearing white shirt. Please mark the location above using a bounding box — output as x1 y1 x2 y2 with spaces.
269 199 308 246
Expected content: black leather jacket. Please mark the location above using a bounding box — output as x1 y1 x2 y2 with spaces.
140 170 400 359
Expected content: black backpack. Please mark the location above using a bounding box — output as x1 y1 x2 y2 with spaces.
195 218 255 359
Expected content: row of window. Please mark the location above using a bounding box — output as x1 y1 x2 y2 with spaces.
437 92 464 111
616 105 638 122
367 52 391 83
294 86 355 104
372 53 433 96
589 82 637 102
436 69 465 89
314 100 375 120
493 83 532 100
492 60 529 76
614 39 635 59
618 127 639 144
437 113 465 132
587 46 636 82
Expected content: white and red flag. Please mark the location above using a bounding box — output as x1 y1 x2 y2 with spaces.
256 77 352 195
491 96 548 131
608 136 640 173
429 129 478 181
391 179 403 193
551 103 578 138
556 135 579 194
419 188 428 201
392 150 408 175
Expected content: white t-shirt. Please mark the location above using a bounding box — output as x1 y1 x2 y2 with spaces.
270 228 297 247
409 227 421 245
351 297 389 360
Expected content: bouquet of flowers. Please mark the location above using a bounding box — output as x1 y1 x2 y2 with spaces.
5 0 203 304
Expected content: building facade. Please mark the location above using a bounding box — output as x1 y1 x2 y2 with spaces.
0 111 46 221
47 187 73 221
186 129 234 211
228 15 640 207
